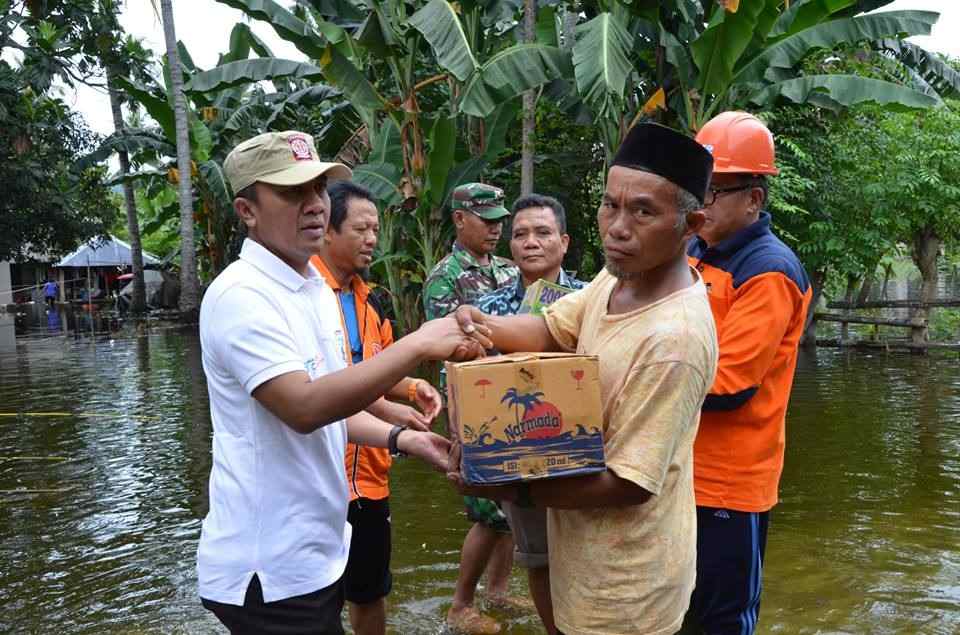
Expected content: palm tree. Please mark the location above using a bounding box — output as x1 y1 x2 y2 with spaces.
105 61 147 315
159 0 200 320
501 389 544 426
501 388 522 427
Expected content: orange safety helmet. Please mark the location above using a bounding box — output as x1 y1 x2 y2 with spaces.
695 111 779 176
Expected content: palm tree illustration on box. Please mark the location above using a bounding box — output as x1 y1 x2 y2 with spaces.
501 388 545 426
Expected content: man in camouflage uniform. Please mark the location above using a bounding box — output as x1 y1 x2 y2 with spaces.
422 183 519 320
424 183 519 635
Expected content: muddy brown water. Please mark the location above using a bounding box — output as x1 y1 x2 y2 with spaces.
1 307 957 633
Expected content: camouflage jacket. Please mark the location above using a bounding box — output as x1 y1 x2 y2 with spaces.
422 242 519 319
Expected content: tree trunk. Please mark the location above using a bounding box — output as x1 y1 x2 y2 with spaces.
880 262 894 300
910 224 941 345
160 0 199 321
520 0 536 196
856 266 877 306
106 65 147 315
801 269 826 348
840 273 857 341
561 5 577 52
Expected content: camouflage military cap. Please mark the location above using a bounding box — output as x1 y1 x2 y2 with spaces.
451 183 511 220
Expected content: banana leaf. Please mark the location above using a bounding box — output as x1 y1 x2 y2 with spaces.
873 38 960 98
769 0 858 39
186 58 325 93
748 74 941 111
460 44 572 118
691 0 775 97
425 116 457 207
77 129 174 171
736 11 938 85
572 12 634 120
409 0 479 82
352 162 403 206
318 44 385 112
114 76 176 143
216 0 327 59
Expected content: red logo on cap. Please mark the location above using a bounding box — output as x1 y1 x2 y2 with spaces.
289 136 313 161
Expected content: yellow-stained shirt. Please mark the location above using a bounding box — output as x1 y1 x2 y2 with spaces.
542 268 718 635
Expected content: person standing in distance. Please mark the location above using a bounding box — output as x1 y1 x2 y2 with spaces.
422 183 519 320
423 182 520 635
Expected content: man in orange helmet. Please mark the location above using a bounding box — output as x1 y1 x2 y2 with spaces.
684 112 812 634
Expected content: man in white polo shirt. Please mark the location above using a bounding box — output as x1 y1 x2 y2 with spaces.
198 130 478 634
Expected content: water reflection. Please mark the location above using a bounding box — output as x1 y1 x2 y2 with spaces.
0 313 14 352
0 320 957 634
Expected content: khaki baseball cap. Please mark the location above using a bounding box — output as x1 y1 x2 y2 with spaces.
224 130 352 195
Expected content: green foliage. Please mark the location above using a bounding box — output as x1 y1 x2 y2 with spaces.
409 0 479 81
766 95 960 300
571 13 633 123
13 0 960 329
928 308 960 341
185 58 326 93
0 62 114 260
493 102 606 279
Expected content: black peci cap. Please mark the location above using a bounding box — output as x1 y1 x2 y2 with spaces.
611 123 714 205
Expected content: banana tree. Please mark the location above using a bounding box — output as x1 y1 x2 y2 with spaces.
558 0 960 160
212 0 574 332
87 20 349 280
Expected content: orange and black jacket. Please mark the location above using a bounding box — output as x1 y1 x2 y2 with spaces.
688 212 812 512
311 255 395 502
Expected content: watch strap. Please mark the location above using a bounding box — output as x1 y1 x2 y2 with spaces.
388 424 407 457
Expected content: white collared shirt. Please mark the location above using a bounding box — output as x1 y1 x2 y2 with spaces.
197 238 350 605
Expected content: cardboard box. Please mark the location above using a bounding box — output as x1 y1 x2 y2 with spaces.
517 278 580 316
446 353 606 485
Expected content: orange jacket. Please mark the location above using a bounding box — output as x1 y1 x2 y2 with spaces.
311 255 395 501
687 213 812 512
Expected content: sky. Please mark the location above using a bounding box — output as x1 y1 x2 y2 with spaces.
68 0 960 136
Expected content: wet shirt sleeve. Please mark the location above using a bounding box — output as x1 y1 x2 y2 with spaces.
210 286 306 395
705 272 801 411
606 360 709 496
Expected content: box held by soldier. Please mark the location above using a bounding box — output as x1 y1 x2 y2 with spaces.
446 353 606 485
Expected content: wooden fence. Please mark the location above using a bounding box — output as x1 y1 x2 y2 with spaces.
814 298 960 352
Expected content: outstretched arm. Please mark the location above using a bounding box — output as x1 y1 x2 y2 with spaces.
348 410 450 472
254 316 481 434
454 306 561 353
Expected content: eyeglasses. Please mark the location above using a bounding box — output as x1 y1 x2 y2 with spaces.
705 184 753 206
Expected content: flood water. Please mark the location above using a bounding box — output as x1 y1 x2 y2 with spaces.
1 306 958 634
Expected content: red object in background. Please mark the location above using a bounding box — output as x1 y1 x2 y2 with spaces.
571 369 584 390
117 273 135 281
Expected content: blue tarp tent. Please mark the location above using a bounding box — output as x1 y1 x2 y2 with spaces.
55 235 161 268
